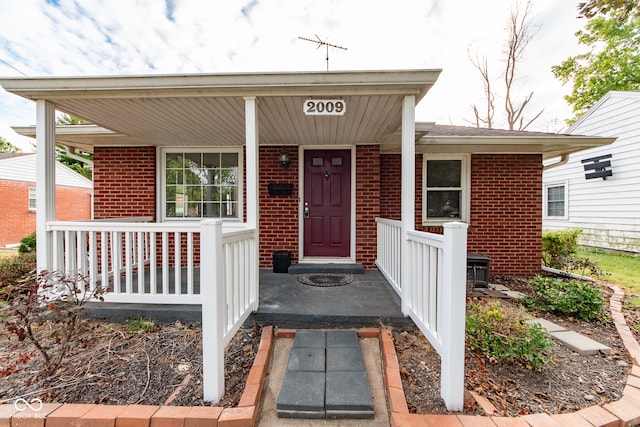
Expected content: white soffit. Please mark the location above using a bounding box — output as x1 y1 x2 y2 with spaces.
0 70 441 150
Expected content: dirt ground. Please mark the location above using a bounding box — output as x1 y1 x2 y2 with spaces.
394 278 636 417
0 277 638 416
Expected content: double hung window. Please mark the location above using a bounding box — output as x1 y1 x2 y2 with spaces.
162 149 242 220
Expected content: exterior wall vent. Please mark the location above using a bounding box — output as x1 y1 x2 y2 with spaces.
581 154 612 180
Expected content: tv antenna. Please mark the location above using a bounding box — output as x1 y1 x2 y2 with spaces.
298 35 347 71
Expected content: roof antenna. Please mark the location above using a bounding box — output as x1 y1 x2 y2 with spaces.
298 35 347 71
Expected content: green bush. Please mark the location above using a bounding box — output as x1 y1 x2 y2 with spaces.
466 300 554 370
542 228 582 268
523 276 605 321
18 232 36 253
0 253 36 288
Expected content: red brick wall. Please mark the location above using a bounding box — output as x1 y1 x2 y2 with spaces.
379 153 542 277
0 180 91 247
355 146 380 268
259 147 299 267
93 147 156 220
468 154 542 277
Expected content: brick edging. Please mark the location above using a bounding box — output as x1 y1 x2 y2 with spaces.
383 285 640 427
0 325 275 427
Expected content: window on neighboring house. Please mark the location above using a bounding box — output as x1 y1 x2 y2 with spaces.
545 184 566 218
28 187 36 211
423 155 470 224
162 149 242 221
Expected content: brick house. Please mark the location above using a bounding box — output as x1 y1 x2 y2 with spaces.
0 153 91 247
1 70 612 279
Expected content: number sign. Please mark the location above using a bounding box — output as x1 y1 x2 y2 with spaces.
303 99 346 116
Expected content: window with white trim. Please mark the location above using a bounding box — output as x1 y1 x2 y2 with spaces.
161 149 242 221
28 187 36 211
423 155 470 224
545 183 567 218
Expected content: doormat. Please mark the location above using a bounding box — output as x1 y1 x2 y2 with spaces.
298 273 354 287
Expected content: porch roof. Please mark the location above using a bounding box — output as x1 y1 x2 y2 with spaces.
2 69 614 160
1 69 440 151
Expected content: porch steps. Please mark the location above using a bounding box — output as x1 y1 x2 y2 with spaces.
287 263 364 275
276 330 374 419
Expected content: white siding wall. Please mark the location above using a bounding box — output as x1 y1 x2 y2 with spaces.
0 154 92 188
543 92 640 253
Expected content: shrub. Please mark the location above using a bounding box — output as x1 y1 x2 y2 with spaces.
1 270 106 377
0 253 36 287
466 300 554 370
542 228 582 268
523 276 605 321
18 232 36 253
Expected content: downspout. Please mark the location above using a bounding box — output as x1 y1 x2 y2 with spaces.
64 146 94 166
543 154 568 171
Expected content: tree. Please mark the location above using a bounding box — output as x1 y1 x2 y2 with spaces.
578 0 639 19
552 12 640 123
0 136 20 153
467 1 543 130
55 114 93 179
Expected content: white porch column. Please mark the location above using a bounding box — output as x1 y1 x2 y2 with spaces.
400 95 416 315
35 100 56 273
244 96 259 229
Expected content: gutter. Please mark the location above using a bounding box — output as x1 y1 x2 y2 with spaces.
64 146 93 166
543 154 568 171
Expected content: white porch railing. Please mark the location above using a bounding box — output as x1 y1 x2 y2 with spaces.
375 218 468 411
47 218 258 403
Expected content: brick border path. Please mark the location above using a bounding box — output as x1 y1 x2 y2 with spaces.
1 283 639 427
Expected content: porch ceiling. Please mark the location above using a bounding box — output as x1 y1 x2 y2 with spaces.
1 70 441 152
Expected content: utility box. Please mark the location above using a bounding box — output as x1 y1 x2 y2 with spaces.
467 253 490 288
273 250 291 273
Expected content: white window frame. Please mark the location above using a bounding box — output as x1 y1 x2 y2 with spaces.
544 181 568 220
159 147 243 222
28 187 36 211
422 154 470 225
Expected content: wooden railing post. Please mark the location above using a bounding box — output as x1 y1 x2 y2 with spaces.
201 219 225 403
440 221 468 411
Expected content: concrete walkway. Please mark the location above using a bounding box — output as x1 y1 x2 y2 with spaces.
258 333 390 426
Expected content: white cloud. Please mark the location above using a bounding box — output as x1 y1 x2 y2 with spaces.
0 0 588 151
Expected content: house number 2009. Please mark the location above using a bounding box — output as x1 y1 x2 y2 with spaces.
304 99 346 116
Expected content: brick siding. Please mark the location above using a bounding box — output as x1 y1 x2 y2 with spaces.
259 147 299 267
355 146 380 269
0 180 91 247
380 153 542 277
93 147 156 220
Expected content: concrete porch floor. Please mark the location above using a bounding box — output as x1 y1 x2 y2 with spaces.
87 268 412 329
249 269 411 329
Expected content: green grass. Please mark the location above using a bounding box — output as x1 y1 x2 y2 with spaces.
577 248 640 295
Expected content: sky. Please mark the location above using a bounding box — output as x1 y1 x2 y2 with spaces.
0 0 588 152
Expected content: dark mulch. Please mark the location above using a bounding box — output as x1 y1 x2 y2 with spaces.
0 320 260 407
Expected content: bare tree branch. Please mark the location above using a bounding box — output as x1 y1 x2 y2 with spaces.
468 49 495 128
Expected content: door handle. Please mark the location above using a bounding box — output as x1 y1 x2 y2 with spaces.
303 202 310 219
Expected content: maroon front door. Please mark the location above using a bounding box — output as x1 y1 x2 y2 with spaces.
303 149 351 257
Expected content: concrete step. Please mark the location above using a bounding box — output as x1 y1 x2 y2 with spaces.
288 263 365 275
276 330 374 420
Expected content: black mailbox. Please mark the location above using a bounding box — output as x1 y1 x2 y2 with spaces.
267 183 294 196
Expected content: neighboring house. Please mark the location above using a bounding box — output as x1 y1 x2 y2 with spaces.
0 153 92 247
1 70 612 277
543 91 639 253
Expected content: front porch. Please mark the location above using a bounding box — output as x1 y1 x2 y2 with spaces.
86 268 410 329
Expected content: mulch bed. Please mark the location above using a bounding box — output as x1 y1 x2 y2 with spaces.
1 276 638 417
394 277 636 417
0 320 260 407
